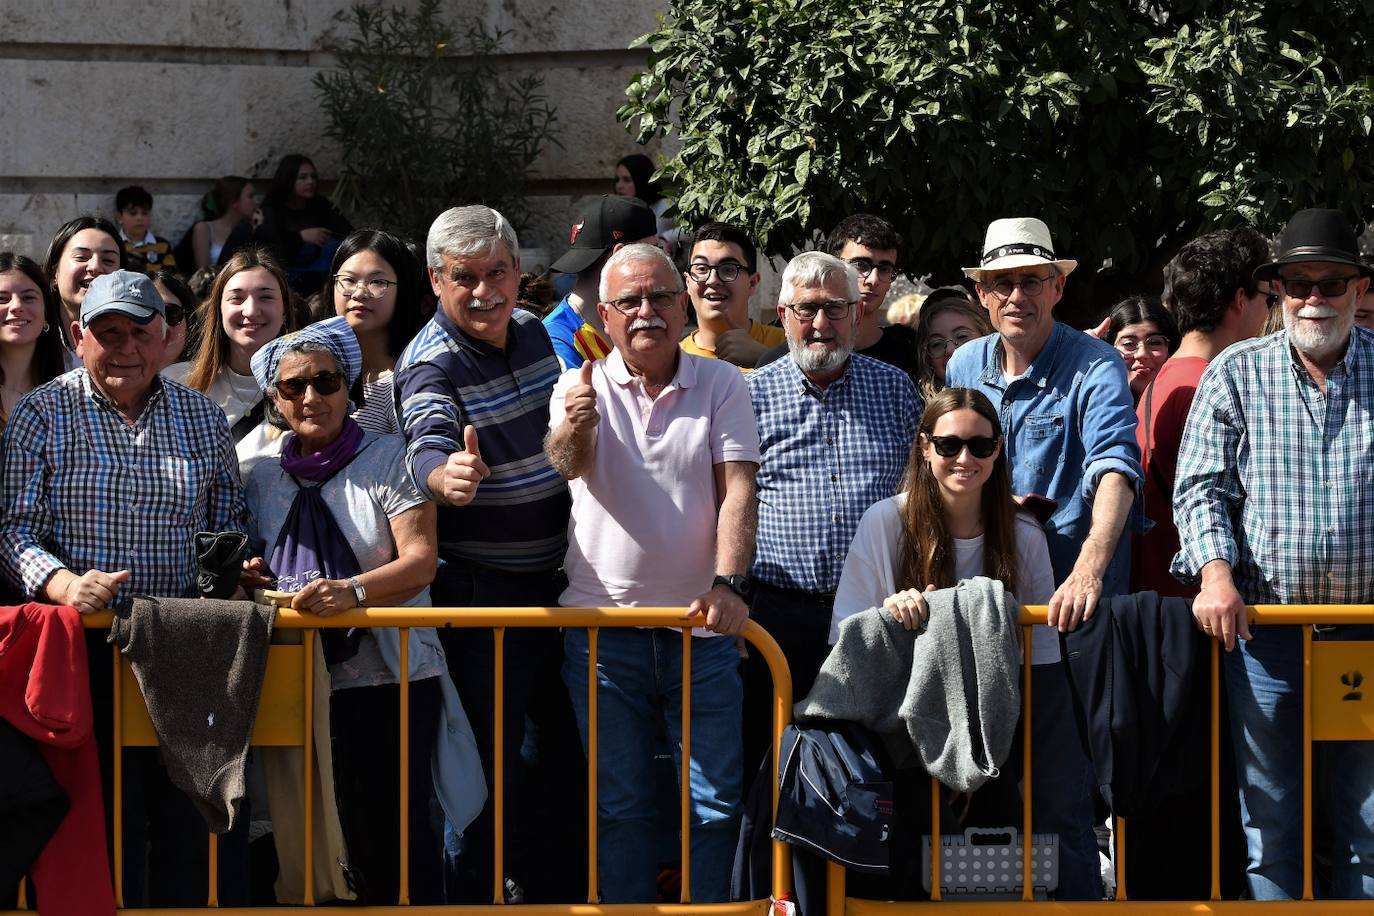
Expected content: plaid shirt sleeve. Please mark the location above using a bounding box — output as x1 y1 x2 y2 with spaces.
1170 359 1245 583
0 399 67 597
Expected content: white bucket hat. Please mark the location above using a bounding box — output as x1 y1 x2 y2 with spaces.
962 217 1078 279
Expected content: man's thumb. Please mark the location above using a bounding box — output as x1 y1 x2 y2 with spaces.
463 424 481 457
110 569 132 584
579 360 594 386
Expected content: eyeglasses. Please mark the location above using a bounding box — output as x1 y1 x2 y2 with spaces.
985 274 1052 299
687 261 745 283
607 291 680 315
924 331 978 355
1280 275 1361 299
1114 334 1170 354
164 304 185 327
926 434 1000 459
334 275 399 298
274 371 345 400
783 299 854 321
846 258 898 280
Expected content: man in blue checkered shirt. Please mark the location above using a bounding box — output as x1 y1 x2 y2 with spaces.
744 250 921 764
0 269 248 906
1172 209 1374 901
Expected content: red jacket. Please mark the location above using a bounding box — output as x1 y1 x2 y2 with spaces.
0 603 114 915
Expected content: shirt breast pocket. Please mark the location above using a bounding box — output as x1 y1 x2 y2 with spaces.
1019 414 1067 475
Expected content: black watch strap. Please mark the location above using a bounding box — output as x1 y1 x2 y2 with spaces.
713 574 752 600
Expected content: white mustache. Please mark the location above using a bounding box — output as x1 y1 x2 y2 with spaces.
468 295 506 310
1296 305 1338 319
629 317 667 332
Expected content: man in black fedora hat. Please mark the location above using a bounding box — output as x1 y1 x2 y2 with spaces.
1173 207 1374 900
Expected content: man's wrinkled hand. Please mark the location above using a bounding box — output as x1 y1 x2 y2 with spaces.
440 425 491 507
688 584 749 636
63 569 131 615
1194 565 1251 651
1047 569 1103 632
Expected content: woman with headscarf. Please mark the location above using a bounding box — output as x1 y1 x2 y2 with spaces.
243 317 481 904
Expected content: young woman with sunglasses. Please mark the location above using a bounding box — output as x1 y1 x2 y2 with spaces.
150 268 195 369
164 247 297 474
0 252 67 432
329 230 426 433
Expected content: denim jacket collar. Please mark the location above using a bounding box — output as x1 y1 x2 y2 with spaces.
977 321 1064 390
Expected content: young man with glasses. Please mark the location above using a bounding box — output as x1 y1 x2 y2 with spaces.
744 250 920 764
1174 209 1374 903
946 216 1142 901
753 213 920 381
679 222 783 370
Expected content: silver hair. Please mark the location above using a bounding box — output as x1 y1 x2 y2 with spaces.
426 205 519 269
263 340 343 431
598 243 683 302
780 250 860 304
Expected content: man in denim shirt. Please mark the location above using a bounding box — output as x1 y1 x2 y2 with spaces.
946 217 1141 900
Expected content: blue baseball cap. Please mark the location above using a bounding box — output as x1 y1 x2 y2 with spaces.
80 270 166 327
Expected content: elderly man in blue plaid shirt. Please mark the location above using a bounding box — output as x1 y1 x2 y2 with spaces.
744 250 921 765
0 269 249 906
1172 209 1374 901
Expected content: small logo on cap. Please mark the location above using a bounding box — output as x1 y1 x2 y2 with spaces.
571 220 584 245
126 283 143 299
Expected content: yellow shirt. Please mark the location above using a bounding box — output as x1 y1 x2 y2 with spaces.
679 321 786 372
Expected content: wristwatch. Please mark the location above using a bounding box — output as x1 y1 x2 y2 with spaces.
713 574 752 601
348 576 367 607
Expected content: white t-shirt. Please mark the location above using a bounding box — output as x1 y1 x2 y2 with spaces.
831 493 1060 663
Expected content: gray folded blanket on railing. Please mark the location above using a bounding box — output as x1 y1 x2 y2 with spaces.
795 576 1021 793
108 597 276 833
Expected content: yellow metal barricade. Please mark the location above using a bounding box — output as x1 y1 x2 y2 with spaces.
6 607 792 915
5 603 1371 913
825 604 1374 915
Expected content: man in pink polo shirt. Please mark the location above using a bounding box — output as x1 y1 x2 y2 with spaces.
546 242 759 903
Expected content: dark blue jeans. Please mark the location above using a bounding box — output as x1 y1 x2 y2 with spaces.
432 559 586 903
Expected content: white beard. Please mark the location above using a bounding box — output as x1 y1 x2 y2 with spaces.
788 335 853 373
1284 303 1353 363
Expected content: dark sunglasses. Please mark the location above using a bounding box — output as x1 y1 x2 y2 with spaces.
274 371 345 400
926 434 1000 459
164 304 185 327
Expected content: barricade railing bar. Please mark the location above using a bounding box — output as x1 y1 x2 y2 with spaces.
5 603 1370 913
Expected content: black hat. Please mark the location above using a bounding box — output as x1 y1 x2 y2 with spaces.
1254 208 1374 281
549 195 659 275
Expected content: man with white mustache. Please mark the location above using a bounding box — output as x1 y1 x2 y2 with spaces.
546 242 759 903
1173 208 1374 902
742 250 920 764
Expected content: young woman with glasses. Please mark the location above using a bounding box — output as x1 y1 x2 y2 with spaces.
328 230 427 434
913 293 992 403
1104 296 1179 403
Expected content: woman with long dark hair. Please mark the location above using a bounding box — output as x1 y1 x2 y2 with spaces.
0 252 67 430
188 176 259 271
613 153 677 247
258 154 353 296
43 215 123 357
1104 295 1179 403
328 229 425 433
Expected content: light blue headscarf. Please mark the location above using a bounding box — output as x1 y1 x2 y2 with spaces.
250 315 363 393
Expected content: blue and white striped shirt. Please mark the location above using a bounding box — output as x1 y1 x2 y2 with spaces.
394 307 570 571
748 353 921 593
0 370 248 603
1171 328 1374 603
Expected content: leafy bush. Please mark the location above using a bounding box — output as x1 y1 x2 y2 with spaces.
316 0 558 242
621 1 1374 296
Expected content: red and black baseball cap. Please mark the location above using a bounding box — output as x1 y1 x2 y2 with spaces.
550 195 659 275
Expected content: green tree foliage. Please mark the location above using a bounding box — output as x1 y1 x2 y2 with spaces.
315 0 557 242
622 1 1374 291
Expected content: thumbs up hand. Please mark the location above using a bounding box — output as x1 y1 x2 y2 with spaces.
440 424 491 507
565 360 600 435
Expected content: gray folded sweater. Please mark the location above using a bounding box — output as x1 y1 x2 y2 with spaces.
109 597 276 833
795 576 1021 792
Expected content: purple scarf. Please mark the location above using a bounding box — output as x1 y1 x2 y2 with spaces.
280 417 365 481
